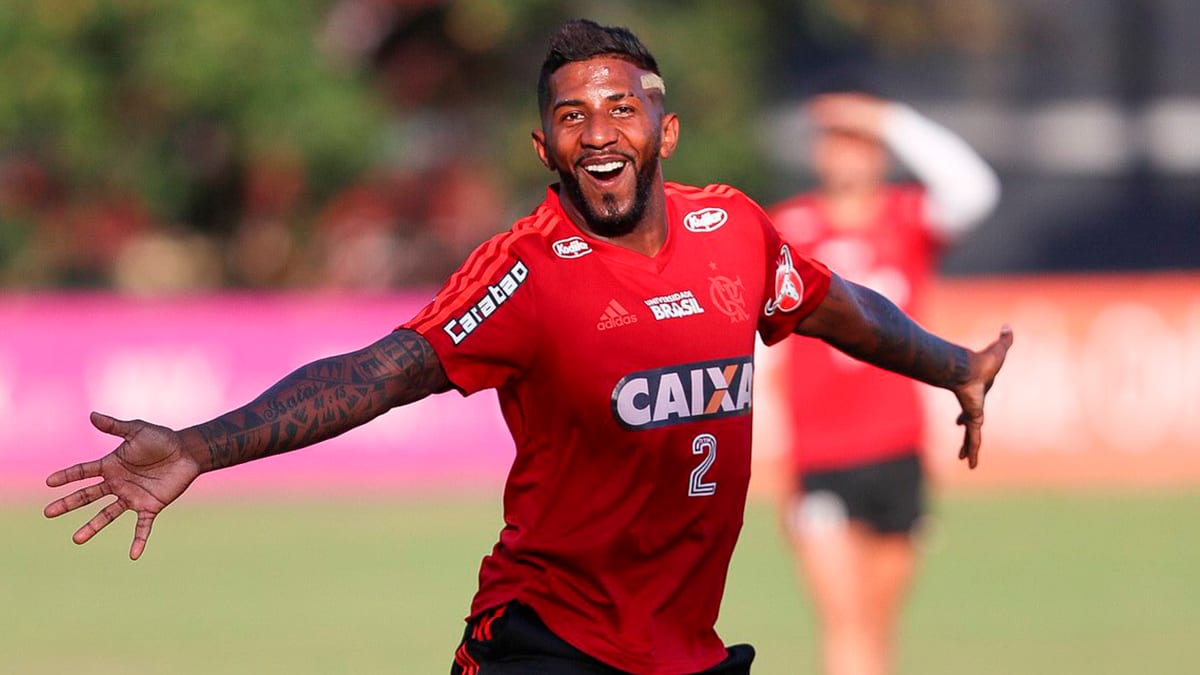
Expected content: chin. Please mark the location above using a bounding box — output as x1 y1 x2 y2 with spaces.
585 193 641 236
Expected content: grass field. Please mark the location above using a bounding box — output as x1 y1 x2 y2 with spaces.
5 490 1199 674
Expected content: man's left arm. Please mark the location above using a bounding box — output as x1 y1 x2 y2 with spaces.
792 273 1012 468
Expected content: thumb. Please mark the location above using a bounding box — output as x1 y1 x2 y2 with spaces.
995 324 1015 353
90 411 134 438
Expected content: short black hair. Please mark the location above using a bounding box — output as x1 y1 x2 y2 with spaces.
537 19 661 115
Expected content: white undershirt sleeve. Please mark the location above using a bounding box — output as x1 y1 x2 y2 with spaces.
881 103 1001 240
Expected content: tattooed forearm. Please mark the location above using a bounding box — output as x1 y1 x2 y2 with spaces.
797 277 971 390
853 288 971 388
185 330 450 472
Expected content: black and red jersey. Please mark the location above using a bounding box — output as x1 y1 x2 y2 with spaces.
404 183 830 674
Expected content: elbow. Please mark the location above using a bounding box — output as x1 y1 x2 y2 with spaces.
930 168 1001 236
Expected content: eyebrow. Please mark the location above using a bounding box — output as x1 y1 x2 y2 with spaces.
552 91 636 111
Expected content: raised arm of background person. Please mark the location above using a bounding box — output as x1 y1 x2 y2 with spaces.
883 103 1000 237
809 92 1001 237
793 273 1012 468
44 329 451 559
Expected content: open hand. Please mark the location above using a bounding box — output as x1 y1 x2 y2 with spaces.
954 326 1014 469
44 412 201 559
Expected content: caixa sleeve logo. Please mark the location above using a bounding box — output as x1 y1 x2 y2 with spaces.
683 207 728 233
442 260 528 345
611 356 753 430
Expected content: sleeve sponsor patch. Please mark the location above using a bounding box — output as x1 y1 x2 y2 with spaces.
763 244 805 316
442 260 528 345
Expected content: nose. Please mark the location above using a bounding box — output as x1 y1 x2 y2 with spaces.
581 113 618 149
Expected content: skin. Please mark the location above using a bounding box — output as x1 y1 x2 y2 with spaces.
44 56 1011 562
531 57 679 254
809 93 892 233
44 330 450 559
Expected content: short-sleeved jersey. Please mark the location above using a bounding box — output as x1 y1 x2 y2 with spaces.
403 183 830 675
769 184 943 471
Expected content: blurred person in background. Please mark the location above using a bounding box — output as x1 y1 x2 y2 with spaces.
767 91 1000 675
44 21 1011 675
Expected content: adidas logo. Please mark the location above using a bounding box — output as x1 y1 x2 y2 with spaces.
596 299 639 331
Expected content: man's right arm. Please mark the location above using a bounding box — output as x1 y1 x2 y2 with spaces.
186 329 451 472
45 328 451 559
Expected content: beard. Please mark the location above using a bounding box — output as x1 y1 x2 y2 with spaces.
559 144 660 238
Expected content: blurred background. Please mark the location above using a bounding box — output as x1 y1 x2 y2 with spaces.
2 1 1197 673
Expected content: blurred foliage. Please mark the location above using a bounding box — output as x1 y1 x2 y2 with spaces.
0 0 774 287
0 0 386 229
0 0 770 218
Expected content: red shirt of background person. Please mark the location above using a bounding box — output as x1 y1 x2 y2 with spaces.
44 21 1010 675
765 91 1000 675
770 94 999 470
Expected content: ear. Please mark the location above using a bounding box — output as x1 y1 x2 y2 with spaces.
659 113 680 160
531 129 556 171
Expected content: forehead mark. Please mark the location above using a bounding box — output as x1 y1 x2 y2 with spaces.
640 73 666 94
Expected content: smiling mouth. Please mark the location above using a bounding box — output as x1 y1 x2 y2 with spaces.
581 159 629 183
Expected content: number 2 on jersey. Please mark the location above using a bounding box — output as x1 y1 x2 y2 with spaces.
689 433 717 497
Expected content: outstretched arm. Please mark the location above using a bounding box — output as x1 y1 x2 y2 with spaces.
188 328 450 471
793 274 1012 468
44 329 450 559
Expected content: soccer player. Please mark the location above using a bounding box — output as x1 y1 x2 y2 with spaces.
767 91 1001 675
45 20 1011 675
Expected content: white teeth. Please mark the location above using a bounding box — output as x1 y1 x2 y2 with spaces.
585 161 626 173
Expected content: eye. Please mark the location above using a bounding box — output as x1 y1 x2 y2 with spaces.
613 104 636 116
560 110 584 123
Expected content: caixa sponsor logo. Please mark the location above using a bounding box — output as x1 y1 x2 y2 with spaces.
443 260 528 345
611 356 753 430
683 207 728 233
552 236 592 259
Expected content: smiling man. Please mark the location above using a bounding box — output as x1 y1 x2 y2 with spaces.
45 19 1011 675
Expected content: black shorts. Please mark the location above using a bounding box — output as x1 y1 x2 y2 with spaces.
450 600 755 674
792 453 925 535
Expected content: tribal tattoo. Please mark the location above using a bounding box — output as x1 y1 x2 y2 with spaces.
798 278 972 390
855 286 971 388
191 329 450 471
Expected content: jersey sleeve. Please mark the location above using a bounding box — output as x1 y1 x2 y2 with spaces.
752 199 832 346
400 234 538 395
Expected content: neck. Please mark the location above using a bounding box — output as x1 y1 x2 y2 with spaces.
558 181 668 257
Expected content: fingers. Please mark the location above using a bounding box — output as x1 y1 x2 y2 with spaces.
130 512 156 560
72 500 126 545
957 412 983 469
90 411 135 438
45 459 104 488
43 481 111 518
807 93 887 135
993 321 1012 355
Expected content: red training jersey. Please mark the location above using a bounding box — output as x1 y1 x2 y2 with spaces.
403 183 830 674
769 184 944 472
